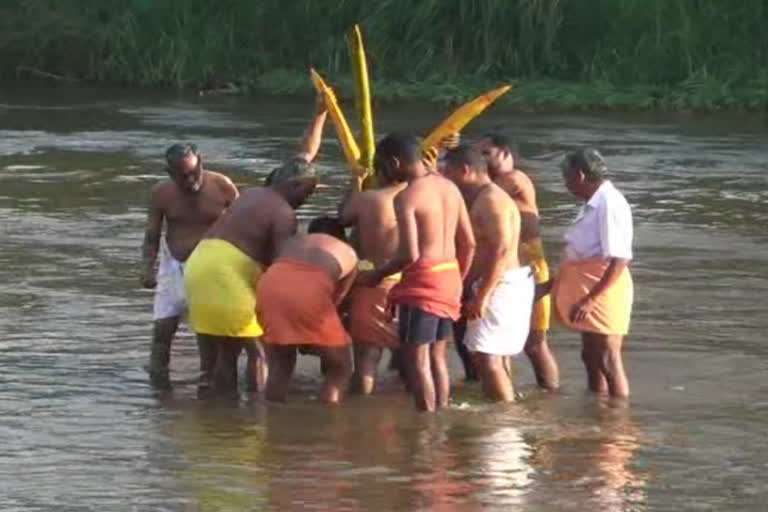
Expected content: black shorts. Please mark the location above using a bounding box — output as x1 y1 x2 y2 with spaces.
398 305 452 345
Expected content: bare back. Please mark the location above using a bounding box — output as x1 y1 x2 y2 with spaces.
468 183 521 281
205 187 297 265
277 234 358 281
494 169 541 247
341 184 405 267
398 174 464 263
154 171 238 261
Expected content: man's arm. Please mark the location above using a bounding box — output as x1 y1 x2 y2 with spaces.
334 266 359 307
295 94 328 163
455 191 477 281
369 192 418 283
140 186 164 288
268 207 299 264
219 174 240 205
338 192 360 227
466 197 511 319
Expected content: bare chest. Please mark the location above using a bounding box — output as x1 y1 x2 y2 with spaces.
165 192 229 227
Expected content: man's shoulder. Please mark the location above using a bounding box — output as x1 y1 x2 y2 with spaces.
150 181 177 202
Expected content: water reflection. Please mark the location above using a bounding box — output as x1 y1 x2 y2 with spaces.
529 401 648 511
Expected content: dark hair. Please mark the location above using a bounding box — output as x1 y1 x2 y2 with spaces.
375 133 422 165
444 144 488 174
561 148 607 183
481 133 519 162
308 216 347 241
165 143 199 167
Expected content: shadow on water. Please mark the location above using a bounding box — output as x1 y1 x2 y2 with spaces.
0 85 767 510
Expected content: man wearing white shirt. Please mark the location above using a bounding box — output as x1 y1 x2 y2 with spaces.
547 148 634 398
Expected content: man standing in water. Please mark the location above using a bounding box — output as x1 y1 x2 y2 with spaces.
443 145 534 401
141 144 239 388
339 161 407 395
362 133 475 412
182 96 327 394
477 134 560 390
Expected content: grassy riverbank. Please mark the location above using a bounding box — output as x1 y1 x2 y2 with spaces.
1 0 766 110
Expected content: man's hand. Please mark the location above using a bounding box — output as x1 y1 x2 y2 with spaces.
140 267 157 289
534 279 554 302
315 92 327 115
570 295 596 323
464 294 490 320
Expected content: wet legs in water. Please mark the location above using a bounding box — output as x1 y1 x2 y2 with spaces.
265 344 351 404
453 319 477 381
244 339 268 393
405 339 450 412
148 316 179 389
351 344 383 395
472 352 515 402
318 346 352 404
196 335 261 396
581 332 629 398
524 329 560 390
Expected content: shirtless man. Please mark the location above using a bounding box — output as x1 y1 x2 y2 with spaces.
183 98 326 395
340 163 407 394
257 217 358 404
477 134 560 390
443 145 534 401
361 133 476 412
141 144 238 388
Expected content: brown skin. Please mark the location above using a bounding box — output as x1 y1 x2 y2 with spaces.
477 137 560 390
141 156 238 388
444 161 519 402
361 156 476 412
340 178 407 394
196 99 327 395
562 167 630 398
264 233 358 404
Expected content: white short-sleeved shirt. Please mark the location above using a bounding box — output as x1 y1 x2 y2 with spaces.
564 180 633 261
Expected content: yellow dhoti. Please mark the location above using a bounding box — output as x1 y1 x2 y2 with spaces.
184 239 264 338
522 240 551 331
552 258 633 336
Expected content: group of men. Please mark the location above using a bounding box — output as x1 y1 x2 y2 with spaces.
141 97 562 411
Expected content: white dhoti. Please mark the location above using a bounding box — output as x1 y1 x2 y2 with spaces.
464 266 535 356
153 241 187 320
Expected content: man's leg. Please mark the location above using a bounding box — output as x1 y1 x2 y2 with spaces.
405 343 436 412
196 333 218 391
581 332 608 395
244 339 268 393
265 344 297 402
318 346 353 404
452 318 477 381
594 334 629 398
430 339 450 409
149 316 179 388
351 344 383 395
213 338 243 396
524 329 560 390
472 352 515 402
399 305 438 412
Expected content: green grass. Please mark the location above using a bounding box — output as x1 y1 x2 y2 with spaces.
0 0 766 110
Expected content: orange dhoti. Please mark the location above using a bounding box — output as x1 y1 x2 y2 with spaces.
552 259 633 336
256 260 350 347
347 277 400 349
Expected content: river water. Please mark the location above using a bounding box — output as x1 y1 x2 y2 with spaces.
0 85 766 511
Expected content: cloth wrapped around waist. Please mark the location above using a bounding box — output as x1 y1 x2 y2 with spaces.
389 259 462 320
348 260 400 348
521 239 551 331
184 238 264 338
257 260 349 347
552 258 633 335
